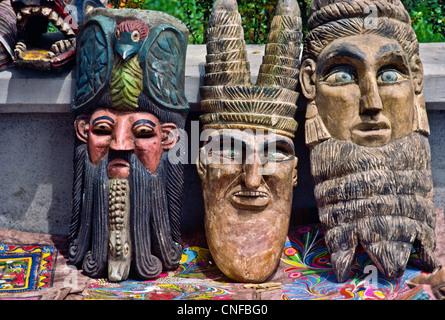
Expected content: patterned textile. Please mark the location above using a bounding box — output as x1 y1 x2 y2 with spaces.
0 227 90 300
0 0 16 71
85 246 235 300
0 244 57 293
280 224 428 300
0 209 443 300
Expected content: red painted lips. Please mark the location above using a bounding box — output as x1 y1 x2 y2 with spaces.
107 158 130 179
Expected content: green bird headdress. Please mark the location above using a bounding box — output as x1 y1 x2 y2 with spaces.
71 8 189 128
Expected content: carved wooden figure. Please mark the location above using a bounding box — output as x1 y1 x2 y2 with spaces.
10 0 104 70
299 0 438 282
197 0 302 283
0 0 16 71
69 8 189 282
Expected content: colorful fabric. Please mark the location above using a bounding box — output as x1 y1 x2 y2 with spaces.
0 227 90 300
280 224 429 300
0 244 57 293
0 209 443 300
85 246 234 300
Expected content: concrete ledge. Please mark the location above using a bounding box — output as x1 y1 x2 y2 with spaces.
1 43 444 112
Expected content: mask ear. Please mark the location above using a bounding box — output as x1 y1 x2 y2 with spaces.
299 58 317 100
410 55 430 136
161 123 179 150
410 54 424 95
196 147 207 179
292 157 298 187
74 115 90 144
300 58 331 147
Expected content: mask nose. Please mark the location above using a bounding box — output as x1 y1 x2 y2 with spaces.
109 123 134 152
108 150 132 162
243 155 262 190
359 74 383 116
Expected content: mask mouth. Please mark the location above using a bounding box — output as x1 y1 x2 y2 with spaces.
13 5 77 69
354 120 390 132
351 118 392 146
229 188 270 211
107 150 133 179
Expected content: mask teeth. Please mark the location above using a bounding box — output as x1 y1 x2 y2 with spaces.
204 0 252 86
256 0 302 90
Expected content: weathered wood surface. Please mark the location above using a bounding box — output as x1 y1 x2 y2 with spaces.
1 43 443 112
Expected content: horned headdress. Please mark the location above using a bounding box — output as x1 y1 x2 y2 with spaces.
200 0 302 138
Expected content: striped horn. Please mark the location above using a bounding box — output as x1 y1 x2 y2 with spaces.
256 0 303 90
200 0 302 138
204 0 251 86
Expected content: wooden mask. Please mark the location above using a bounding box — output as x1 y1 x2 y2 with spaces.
299 0 437 282
69 8 189 282
197 0 301 283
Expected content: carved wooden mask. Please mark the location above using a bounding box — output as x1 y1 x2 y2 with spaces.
299 0 437 282
11 0 105 70
69 8 189 282
197 0 301 283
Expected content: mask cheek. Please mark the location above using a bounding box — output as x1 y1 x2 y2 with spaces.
264 161 295 199
88 138 111 165
133 142 164 174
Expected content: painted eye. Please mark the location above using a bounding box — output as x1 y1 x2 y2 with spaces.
93 122 113 135
324 65 356 84
133 125 154 138
266 151 290 162
379 70 399 83
222 149 241 159
115 29 120 40
263 145 293 163
131 30 140 42
334 71 353 83
210 148 242 162
124 242 130 256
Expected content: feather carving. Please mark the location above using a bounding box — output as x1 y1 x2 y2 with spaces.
73 21 110 108
199 0 302 138
110 54 143 110
142 25 188 111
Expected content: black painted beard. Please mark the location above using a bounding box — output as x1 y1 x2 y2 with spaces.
69 144 182 280
310 132 437 282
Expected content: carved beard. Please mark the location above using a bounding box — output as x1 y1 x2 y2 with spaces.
310 132 437 282
69 144 182 280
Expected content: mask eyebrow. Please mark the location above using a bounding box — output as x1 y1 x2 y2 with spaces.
92 116 115 126
375 51 410 74
217 134 248 151
204 134 248 152
325 43 365 62
318 43 365 75
132 119 156 128
262 138 295 154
